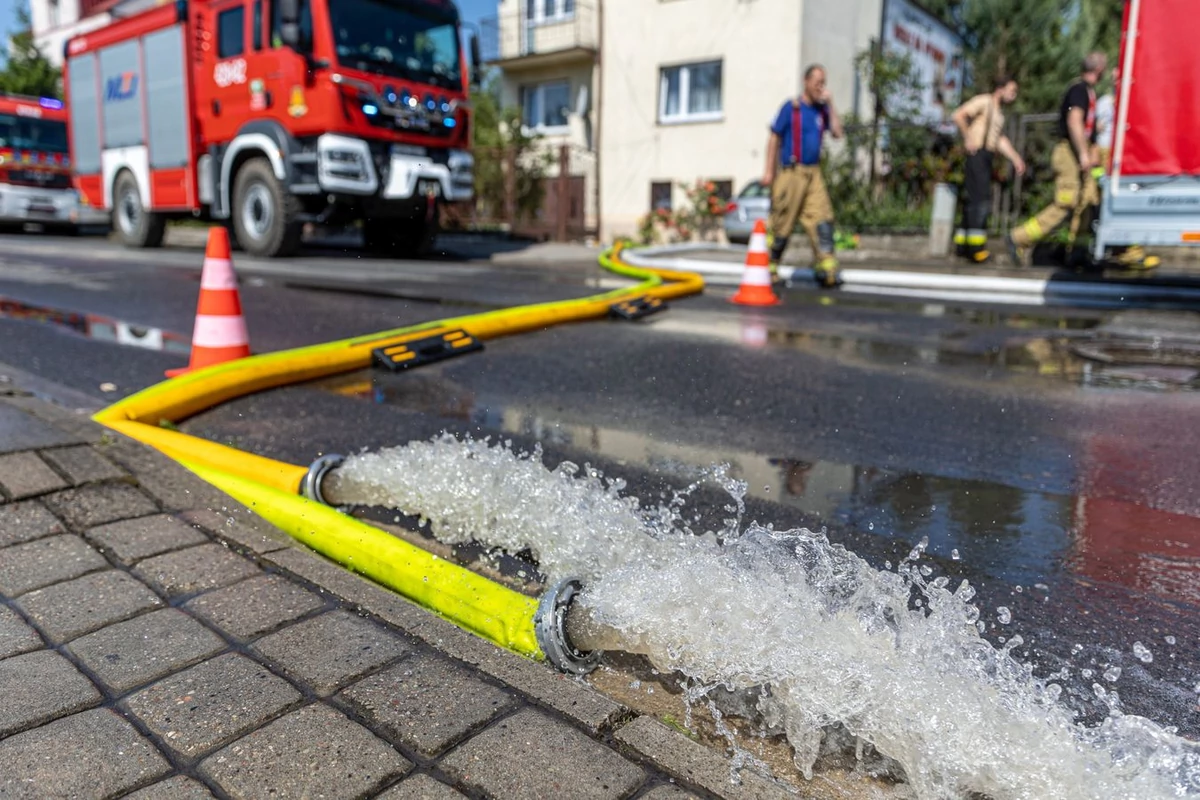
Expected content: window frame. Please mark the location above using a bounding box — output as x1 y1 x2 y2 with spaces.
658 59 723 125
216 5 247 59
521 80 572 133
525 0 575 25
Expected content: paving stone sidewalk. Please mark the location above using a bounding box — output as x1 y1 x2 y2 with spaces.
0 380 799 800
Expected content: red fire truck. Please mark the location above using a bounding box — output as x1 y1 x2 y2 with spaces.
0 94 85 230
62 0 479 257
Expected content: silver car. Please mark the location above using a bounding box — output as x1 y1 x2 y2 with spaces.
723 180 771 244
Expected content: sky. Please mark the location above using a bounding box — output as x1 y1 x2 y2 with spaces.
0 0 18 43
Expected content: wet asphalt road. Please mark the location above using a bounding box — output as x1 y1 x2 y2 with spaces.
1 230 1198 739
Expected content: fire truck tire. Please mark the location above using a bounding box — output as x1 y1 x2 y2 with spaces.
231 158 302 258
113 171 166 249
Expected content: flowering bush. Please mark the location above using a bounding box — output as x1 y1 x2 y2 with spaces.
636 180 728 244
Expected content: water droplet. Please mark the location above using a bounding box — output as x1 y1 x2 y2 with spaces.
868 522 875 531
1071 643 1084 655
1014 585 1024 593
1164 635 1176 646
950 548 960 560
1104 666 1122 682
997 606 1012 625
1132 641 1153 663
1082 669 1094 679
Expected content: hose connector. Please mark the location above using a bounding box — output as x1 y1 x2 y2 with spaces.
535 577 601 675
301 453 344 505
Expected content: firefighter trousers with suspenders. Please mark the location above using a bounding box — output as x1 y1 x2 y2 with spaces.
768 101 836 267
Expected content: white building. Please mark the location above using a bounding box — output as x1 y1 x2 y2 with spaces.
488 0 963 241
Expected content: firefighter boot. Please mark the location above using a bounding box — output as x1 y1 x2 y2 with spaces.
1006 232 1030 268
1113 245 1161 270
813 223 841 288
767 232 787 284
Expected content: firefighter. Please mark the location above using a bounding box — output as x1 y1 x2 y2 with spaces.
951 74 1026 263
1008 52 1107 266
763 64 845 288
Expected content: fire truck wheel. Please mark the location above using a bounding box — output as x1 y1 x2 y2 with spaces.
113 171 165 249
232 158 302 258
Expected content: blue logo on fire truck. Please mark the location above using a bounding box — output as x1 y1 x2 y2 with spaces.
105 72 139 102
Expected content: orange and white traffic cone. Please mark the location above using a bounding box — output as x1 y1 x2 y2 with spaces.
731 220 781 306
166 227 251 378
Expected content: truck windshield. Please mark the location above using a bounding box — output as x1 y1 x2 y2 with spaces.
0 114 68 153
329 0 461 90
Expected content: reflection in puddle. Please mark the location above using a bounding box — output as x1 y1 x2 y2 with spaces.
0 296 190 354
315 371 1200 609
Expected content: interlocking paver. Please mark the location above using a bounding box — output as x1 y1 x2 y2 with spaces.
0 605 42 658
184 574 325 640
441 708 645 800
98 437 229 511
87 513 210 565
68 608 226 693
376 773 467 799
0 403 82 454
180 508 293 554
0 650 101 737
42 483 159 530
339 652 518 757
122 776 218 799
0 500 64 547
614 717 793 800
133 543 261 599
0 452 67 499
252 610 410 696
200 703 411 798
123 653 302 758
0 534 108 597
16 570 164 642
40 445 127 485
0 708 171 798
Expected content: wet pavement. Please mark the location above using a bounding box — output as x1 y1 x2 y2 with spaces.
1 231 1198 745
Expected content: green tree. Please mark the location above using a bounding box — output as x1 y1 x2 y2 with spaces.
0 2 61 98
470 73 549 226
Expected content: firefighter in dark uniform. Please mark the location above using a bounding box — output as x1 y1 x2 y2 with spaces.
763 64 844 288
951 74 1025 263
1008 52 1107 266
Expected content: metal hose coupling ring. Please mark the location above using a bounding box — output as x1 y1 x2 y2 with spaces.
300 453 345 505
535 577 601 675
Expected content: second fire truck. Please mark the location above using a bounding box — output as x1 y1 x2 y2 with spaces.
63 0 479 257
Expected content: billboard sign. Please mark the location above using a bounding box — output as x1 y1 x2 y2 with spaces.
881 0 965 127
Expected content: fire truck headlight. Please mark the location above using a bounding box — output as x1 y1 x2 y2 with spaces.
362 104 379 117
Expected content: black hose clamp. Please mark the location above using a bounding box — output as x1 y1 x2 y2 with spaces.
535 577 601 675
300 453 345 505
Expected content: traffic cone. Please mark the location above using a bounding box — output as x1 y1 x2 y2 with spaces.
731 220 781 306
166 227 251 378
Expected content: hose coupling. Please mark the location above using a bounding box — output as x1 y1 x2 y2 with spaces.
535 577 601 675
300 453 345 505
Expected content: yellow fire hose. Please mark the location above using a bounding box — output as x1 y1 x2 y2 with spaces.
92 245 704 664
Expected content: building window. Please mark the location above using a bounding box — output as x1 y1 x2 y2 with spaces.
270 0 312 49
711 180 733 201
526 0 575 24
650 182 672 212
48 0 61 28
522 81 571 131
659 60 723 124
217 6 245 59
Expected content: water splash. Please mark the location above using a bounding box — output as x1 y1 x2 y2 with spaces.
327 434 1200 799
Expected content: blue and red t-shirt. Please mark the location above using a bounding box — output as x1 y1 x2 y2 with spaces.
770 100 830 166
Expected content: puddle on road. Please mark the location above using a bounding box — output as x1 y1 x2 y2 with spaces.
0 295 190 354
661 307 1200 393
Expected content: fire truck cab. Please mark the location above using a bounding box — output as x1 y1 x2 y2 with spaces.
0 94 85 231
64 0 478 257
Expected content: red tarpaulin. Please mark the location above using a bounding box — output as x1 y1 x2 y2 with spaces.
1116 0 1200 176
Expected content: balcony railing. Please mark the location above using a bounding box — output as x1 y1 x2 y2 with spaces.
479 2 597 64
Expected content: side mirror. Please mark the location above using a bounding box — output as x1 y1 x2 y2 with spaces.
469 33 482 86
279 0 301 49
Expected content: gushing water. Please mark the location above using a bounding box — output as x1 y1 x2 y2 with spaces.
326 434 1200 799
